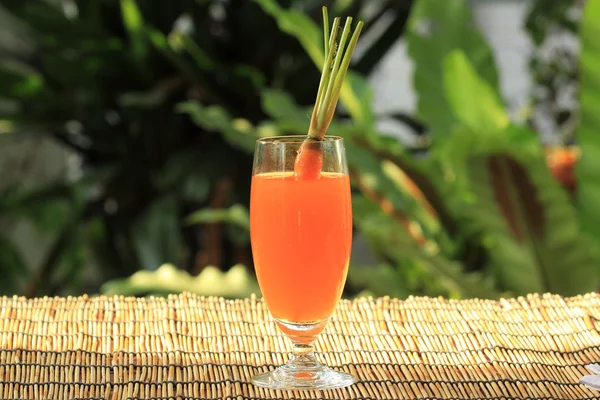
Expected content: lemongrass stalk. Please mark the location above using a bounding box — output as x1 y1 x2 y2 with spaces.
309 16 340 138
295 7 363 179
307 8 364 141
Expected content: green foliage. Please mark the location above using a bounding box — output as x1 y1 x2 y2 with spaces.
353 196 500 299
2 0 600 300
406 0 499 141
443 51 509 134
102 263 260 297
0 0 411 297
253 0 374 127
186 204 250 246
186 204 250 230
177 102 257 152
576 0 600 258
468 150 598 295
347 263 409 299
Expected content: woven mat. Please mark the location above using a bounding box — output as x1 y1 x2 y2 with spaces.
1 293 600 400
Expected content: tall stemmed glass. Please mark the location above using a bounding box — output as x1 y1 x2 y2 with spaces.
250 135 354 390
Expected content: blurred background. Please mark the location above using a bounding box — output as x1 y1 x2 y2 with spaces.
0 0 597 300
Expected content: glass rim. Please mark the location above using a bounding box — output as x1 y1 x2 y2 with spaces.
256 135 343 144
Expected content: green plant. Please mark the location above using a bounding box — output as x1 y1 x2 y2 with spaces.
3 0 599 300
575 0 600 262
101 263 260 297
0 0 415 297
247 0 600 298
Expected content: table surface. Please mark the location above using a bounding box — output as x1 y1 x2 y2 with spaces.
1 293 600 399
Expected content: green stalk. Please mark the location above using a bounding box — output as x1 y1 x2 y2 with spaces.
307 7 364 140
325 25 363 121
323 7 330 61
295 7 363 179
309 16 340 136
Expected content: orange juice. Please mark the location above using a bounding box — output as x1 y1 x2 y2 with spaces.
250 172 352 324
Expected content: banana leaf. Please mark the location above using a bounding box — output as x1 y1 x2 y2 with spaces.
406 0 499 141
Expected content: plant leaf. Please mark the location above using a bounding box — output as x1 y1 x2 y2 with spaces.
346 140 438 240
261 88 311 123
576 0 600 257
486 155 544 242
467 149 598 296
0 62 46 99
177 102 257 153
120 0 148 61
443 50 509 133
145 26 203 87
186 204 250 231
177 34 215 71
101 263 260 298
354 196 500 299
253 0 322 64
347 263 409 299
407 0 499 140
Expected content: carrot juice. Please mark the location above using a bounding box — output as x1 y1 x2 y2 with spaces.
250 172 352 325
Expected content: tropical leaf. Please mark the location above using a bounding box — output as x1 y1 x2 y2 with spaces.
406 0 499 140
253 0 322 63
186 204 251 246
347 141 438 242
443 50 509 133
467 149 598 296
120 0 148 61
0 62 46 99
440 52 540 167
353 196 500 299
440 45 598 295
347 263 409 299
186 204 250 231
177 34 215 71
261 88 311 125
145 26 205 87
177 102 257 153
101 263 260 298
576 0 600 257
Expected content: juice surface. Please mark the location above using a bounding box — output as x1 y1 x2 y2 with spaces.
250 172 352 323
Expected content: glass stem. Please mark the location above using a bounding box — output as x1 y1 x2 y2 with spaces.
288 342 321 373
292 343 315 359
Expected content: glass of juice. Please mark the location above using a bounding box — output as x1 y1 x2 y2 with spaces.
250 135 354 390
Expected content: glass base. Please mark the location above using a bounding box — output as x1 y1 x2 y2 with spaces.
252 356 355 390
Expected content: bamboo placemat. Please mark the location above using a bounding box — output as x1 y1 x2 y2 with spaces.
1 293 600 399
